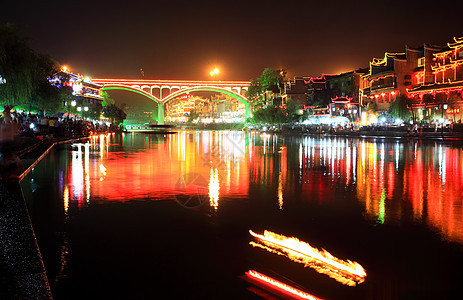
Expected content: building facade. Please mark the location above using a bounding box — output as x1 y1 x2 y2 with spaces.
407 37 463 122
283 77 310 106
49 70 103 109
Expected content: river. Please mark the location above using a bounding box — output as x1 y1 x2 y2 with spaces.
21 131 463 299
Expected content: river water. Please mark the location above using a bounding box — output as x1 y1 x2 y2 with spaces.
21 131 463 299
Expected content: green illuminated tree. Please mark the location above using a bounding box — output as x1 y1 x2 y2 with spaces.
246 68 286 107
0 23 64 114
101 91 115 107
0 23 37 108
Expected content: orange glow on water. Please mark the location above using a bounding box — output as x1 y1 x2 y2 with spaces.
249 230 367 286
66 131 249 205
353 140 463 243
245 270 323 300
208 168 220 210
62 133 463 245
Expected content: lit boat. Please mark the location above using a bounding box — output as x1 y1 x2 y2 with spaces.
249 230 367 286
125 124 176 133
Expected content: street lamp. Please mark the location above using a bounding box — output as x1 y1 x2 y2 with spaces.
210 68 219 80
441 103 448 135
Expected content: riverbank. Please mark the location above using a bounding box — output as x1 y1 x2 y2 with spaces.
243 125 463 141
0 134 95 299
0 180 53 299
177 122 463 141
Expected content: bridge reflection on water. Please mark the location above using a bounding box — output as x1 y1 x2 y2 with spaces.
63 132 463 243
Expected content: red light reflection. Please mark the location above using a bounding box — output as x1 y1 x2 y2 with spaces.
245 270 323 300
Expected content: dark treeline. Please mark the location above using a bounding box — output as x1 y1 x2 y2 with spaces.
0 23 70 114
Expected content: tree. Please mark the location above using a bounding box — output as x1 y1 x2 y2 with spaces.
0 23 38 108
102 104 127 125
387 94 412 121
422 94 434 120
187 109 200 123
245 78 263 104
284 98 303 123
0 23 64 114
251 105 286 124
30 53 64 114
245 68 285 107
448 93 462 123
101 91 115 107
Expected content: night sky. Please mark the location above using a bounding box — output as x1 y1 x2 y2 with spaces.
2 0 463 80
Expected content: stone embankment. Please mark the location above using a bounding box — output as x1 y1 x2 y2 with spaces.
0 180 53 299
0 135 93 299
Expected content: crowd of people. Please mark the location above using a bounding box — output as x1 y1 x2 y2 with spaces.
0 108 116 183
7 111 113 139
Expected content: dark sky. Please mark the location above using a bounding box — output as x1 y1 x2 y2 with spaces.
2 0 463 80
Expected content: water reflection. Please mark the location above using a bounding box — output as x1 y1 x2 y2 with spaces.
65 132 249 209
295 137 463 244
63 132 463 244
209 167 220 210
245 270 322 300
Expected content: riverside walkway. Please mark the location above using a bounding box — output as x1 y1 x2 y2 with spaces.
0 134 98 299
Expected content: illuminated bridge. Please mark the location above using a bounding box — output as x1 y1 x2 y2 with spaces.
92 78 250 124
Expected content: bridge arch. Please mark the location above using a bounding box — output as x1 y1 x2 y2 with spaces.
101 84 166 124
101 84 250 125
163 86 247 104
101 84 161 103
162 86 250 121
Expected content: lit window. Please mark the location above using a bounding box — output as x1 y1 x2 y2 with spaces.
417 57 425 67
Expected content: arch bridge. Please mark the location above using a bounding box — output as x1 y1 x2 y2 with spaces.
92 78 250 125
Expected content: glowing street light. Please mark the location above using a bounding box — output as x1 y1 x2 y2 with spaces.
210 68 219 80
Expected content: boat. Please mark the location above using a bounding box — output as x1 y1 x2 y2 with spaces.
125 124 176 134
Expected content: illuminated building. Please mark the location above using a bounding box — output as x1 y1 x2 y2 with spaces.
408 37 463 122
165 94 245 123
361 52 409 111
325 69 368 104
283 76 311 106
361 45 443 112
48 68 104 120
165 94 200 122
325 70 367 121
304 74 337 106
49 69 103 106
359 37 463 121
289 70 366 122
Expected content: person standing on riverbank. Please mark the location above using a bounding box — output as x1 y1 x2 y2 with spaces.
0 107 18 152
0 147 23 183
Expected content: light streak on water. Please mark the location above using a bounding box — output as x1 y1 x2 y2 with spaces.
249 230 367 286
245 270 323 300
209 168 219 210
